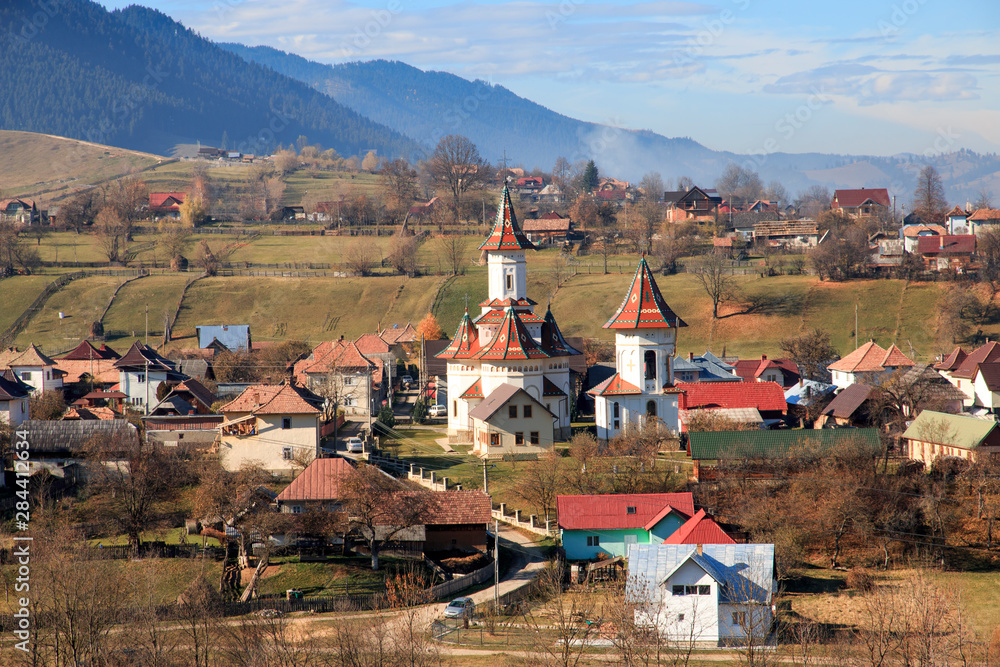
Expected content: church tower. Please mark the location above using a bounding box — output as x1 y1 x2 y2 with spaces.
480 185 534 313
590 256 687 439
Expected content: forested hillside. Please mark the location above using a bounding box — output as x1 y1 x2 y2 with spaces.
0 1 419 158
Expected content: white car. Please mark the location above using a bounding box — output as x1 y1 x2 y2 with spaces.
443 597 475 619
346 437 364 453
428 404 446 418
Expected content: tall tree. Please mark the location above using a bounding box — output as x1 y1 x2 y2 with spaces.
639 171 665 201
426 134 489 209
973 188 994 211
692 251 740 318
379 158 419 213
580 160 599 193
715 163 763 207
912 165 948 223
796 185 831 219
101 174 148 240
361 150 379 172
341 465 430 570
781 329 839 382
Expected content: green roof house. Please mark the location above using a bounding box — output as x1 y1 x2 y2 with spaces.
902 410 1000 470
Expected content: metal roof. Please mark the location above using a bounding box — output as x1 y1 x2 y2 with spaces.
687 427 882 460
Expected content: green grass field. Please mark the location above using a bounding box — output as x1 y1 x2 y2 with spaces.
12 274 127 355
0 274 55 334
101 273 192 343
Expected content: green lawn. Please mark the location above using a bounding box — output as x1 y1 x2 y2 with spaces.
13 274 125 355
168 275 442 347
0 274 55 334
101 273 192 343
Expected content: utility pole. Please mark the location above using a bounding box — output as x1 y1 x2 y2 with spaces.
494 517 500 609
145 303 148 346
482 457 489 495
855 303 859 351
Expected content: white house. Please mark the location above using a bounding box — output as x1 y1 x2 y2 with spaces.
628 543 776 645
113 341 181 411
7 344 63 395
589 257 687 439
218 383 323 475
826 341 914 390
0 370 32 426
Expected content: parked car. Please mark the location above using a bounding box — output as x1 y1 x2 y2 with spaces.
429 404 446 418
346 437 364 453
443 597 475 620
400 375 414 388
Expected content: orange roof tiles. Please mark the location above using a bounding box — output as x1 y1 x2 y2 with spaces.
55 359 119 385
10 344 57 368
220 384 321 415
276 457 354 502
828 341 912 373
418 490 492 525
951 341 1000 379
604 257 687 330
474 308 549 361
354 333 391 355
588 373 642 396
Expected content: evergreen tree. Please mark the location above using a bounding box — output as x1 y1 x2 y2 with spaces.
581 160 599 192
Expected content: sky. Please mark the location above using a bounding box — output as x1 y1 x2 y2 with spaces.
96 0 1000 157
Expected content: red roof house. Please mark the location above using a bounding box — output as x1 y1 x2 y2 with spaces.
149 192 187 217
662 509 736 545
831 188 891 217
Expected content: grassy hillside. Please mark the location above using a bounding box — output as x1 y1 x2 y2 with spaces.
101 274 192 344
168 275 443 348
12 275 128 355
0 130 165 202
0 275 56 335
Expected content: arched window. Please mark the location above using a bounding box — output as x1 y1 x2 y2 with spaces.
646 400 657 417
644 350 656 380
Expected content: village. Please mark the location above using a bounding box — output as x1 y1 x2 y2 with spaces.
2 147 1000 666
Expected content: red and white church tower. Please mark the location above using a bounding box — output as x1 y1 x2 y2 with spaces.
589 257 688 439
437 185 580 443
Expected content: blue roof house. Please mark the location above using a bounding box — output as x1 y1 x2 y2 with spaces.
197 325 252 352
627 543 776 645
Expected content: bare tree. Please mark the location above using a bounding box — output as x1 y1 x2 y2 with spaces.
102 174 148 239
344 237 381 276
380 157 419 213
912 164 948 224
692 251 740 318
427 134 489 210
0 220 41 275
85 424 188 554
388 227 420 276
973 188 994 211
716 164 763 208
780 329 838 382
436 234 468 275
341 464 431 570
639 171 665 201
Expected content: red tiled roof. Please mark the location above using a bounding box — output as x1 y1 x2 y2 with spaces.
935 346 967 371
354 333 390 355
380 323 419 344
59 340 120 361
419 490 492 525
732 357 799 385
881 344 914 368
676 381 786 412
276 457 354 502
478 297 536 309
917 234 976 255
947 206 968 218
975 363 1000 392
902 224 947 238
604 257 687 330
969 208 1000 222
294 341 379 384
587 373 642 397
149 192 186 210
829 342 884 373
475 309 544 325
437 309 480 360
474 308 549 361
479 185 535 252
459 379 484 399
557 493 694 531
951 341 1000 379
220 383 321 415
522 219 570 233
662 509 736 545
55 359 119 385
832 188 891 209
540 211 564 220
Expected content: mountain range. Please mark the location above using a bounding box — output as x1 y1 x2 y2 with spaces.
1 0 998 204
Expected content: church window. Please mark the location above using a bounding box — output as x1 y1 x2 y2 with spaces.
644 351 656 380
646 401 657 417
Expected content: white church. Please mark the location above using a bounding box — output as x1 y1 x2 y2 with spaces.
589 256 688 439
438 185 581 445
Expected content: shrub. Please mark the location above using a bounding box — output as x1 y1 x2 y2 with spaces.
847 567 875 592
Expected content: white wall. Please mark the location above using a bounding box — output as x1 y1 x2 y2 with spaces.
220 414 319 474
12 366 62 395
655 560 720 642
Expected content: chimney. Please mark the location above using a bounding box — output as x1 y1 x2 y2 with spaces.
689 352 694 361
696 544 703 556
761 354 767 361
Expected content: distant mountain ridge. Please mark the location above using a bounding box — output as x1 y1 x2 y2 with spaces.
0 0 418 159
224 44 1000 203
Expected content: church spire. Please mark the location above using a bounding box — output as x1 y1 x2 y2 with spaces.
604 256 687 330
479 185 535 252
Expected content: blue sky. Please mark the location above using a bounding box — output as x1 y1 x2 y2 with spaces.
96 0 1000 157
